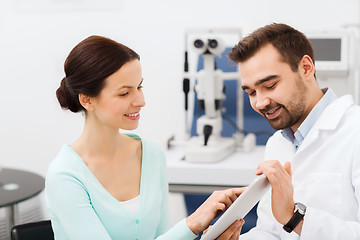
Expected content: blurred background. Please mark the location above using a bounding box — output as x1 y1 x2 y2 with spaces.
0 0 359 238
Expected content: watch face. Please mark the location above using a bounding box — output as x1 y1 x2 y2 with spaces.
295 202 307 215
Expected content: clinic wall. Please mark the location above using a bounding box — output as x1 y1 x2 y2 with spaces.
0 0 359 176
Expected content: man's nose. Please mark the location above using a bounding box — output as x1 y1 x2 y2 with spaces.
255 93 271 110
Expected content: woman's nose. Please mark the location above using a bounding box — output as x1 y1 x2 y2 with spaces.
133 91 146 108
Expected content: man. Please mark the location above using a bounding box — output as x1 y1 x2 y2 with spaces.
228 23 360 239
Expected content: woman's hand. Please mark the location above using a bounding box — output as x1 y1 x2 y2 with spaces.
186 187 245 235
202 219 244 240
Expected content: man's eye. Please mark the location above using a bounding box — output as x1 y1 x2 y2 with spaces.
267 83 276 89
247 91 255 96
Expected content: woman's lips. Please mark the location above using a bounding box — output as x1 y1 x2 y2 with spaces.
124 112 140 120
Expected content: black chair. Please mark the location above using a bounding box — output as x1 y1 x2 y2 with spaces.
11 220 54 240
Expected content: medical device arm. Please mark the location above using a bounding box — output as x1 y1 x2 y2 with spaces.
185 36 236 162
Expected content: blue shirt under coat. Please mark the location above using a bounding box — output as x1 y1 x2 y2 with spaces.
281 88 338 150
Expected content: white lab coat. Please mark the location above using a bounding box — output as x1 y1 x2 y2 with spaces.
241 95 360 240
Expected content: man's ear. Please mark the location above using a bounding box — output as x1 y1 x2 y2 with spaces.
78 93 95 111
299 55 315 80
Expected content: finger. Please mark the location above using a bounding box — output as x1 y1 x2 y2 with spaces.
261 169 284 189
227 220 242 240
222 197 233 210
255 160 279 175
217 189 240 208
217 220 243 240
215 202 227 212
284 161 292 176
217 219 243 240
255 163 264 175
221 188 245 206
264 168 284 187
260 161 289 182
276 161 290 177
229 226 241 240
220 189 236 204
203 226 211 235
264 160 288 177
230 187 246 198
271 161 292 183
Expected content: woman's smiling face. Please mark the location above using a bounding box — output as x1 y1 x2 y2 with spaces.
91 59 146 130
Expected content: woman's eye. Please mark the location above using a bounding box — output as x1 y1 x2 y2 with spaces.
137 86 143 90
119 93 128 97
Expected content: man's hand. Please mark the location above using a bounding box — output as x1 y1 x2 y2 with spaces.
255 160 295 225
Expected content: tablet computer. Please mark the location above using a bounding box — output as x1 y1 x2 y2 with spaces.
201 175 270 240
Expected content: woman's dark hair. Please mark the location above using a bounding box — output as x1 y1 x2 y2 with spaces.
228 23 314 72
56 35 140 113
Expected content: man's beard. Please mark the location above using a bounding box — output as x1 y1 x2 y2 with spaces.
260 75 307 130
261 101 305 130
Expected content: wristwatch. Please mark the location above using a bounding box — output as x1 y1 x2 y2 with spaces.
283 202 307 233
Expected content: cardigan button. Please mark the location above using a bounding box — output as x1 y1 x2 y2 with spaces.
135 219 140 224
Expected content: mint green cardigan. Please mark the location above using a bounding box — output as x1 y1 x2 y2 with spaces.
45 135 197 240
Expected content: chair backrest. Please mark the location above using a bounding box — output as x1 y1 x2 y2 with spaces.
11 220 54 240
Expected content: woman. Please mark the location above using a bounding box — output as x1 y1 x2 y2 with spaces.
45 35 244 239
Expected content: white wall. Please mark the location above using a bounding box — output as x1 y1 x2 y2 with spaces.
0 0 359 217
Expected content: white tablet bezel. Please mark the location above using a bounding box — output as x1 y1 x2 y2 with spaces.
201 175 270 240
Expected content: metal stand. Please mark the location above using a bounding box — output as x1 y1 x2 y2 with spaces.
6 204 19 239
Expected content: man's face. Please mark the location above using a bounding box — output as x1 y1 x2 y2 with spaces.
239 44 309 131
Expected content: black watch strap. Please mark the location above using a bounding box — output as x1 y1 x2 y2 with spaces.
283 202 306 233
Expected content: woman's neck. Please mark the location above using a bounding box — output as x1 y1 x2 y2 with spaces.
71 118 127 163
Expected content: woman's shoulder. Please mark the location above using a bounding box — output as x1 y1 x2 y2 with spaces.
142 138 165 160
47 145 86 180
125 133 164 154
125 133 166 167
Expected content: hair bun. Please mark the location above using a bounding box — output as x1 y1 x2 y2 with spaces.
56 77 81 113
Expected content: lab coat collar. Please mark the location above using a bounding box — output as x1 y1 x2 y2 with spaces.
295 95 354 154
314 94 354 131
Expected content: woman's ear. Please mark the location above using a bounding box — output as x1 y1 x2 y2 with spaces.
299 55 315 80
78 93 95 111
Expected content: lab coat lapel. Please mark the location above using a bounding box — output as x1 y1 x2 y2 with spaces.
265 131 296 163
296 95 354 155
